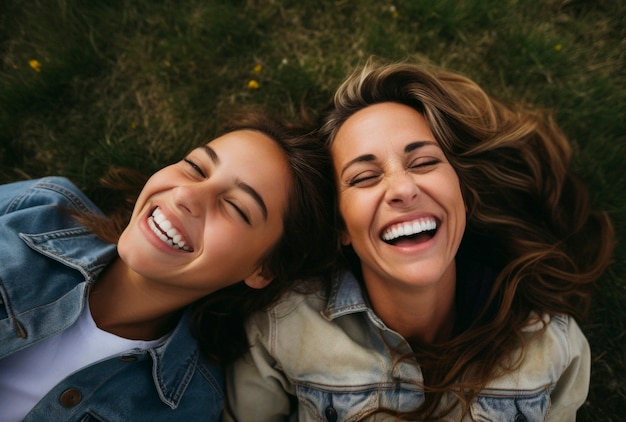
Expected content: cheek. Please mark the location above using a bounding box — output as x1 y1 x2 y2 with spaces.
137 166 178 197
116 228 129 257
201 225 240 257
449 184 466 213
430 169 466 230
127 172 168 219
447 182 467 240
205 225 279 272
440 169 465 209
338 192 371 242
116 225 148 271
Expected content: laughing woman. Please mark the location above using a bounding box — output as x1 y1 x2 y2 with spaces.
224 62 615 421
0 110 334 421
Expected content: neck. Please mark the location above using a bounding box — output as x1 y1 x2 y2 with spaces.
88 258 186 340
363 266 457 344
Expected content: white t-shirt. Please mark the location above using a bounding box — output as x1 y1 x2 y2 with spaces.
0 303 167 422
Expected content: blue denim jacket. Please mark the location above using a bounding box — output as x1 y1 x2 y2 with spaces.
0 177 223 421
225 271 590 421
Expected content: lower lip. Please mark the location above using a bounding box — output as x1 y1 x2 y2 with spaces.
382 230 438 254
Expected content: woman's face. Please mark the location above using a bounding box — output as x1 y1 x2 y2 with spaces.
331 102 466 292
117 130 291 296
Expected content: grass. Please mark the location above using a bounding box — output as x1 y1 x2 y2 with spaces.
1 0 624 419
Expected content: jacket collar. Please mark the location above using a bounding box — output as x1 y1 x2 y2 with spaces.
150 308 220 408
23 228 212 409
20 226 117 283
323 270 400 335
323 270 370 320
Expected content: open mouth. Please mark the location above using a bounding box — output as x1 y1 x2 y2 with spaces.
147 207 193 252
381 217 438 246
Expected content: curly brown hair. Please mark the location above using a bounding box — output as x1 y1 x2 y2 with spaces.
319 59 615 418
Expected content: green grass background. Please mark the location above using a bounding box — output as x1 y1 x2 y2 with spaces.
1 0 624 419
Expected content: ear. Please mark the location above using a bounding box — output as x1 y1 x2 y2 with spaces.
340 230 351 246
244 266 273 289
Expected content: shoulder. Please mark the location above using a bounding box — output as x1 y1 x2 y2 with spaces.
0 177 110 271
488 313 588 390
537 314 589 378
253 279 328 324
474 314 589 420
0 177 101 216
523 313 587 363
245 278 329 347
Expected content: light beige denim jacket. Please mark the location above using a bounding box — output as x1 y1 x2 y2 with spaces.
224 270 590 421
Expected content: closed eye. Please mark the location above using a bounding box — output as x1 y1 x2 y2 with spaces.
225 200 251 225
409 158 440 170
184 158 206 178
348 172 380 187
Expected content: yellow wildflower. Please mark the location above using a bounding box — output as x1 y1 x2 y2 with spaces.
248 80 260 90
390 5 399 19
554 44 563 52
29 59 42 72
253 64 262 73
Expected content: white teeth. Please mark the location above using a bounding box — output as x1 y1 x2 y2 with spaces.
149 207 192 251
382 218 437 241
153 210 165 224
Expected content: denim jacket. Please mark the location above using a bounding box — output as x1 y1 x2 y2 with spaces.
0 177 223 421
225 271 590 421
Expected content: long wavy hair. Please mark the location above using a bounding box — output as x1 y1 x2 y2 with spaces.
79 108 336 365
319 59 615 418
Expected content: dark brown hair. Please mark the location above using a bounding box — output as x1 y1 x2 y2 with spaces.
319 59 615 418
80 108 335 364
191 109 336 364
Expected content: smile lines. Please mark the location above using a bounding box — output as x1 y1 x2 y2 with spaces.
148 207 193 252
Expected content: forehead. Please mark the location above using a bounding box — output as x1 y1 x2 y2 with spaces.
332 102 436 153
209 129 292 211
209 130 289 167
210 129 280 154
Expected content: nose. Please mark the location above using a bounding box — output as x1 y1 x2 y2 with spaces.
173 182 207 217
384 171 419 207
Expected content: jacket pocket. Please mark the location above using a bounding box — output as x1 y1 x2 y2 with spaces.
296 383 424 421
470 386 551 422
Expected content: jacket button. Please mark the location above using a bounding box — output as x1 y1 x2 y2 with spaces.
59 388 82 407
325 405 338 422
515 413 528 422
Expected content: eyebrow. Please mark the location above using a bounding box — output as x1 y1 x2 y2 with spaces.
340 140 438 177
238 181 268 221
404 140 438 153
203 144 268 221
340 154 376 178
201 145 220 164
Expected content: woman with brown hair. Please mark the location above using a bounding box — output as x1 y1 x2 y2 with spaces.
0 110 334 421
224 61 615 421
